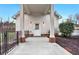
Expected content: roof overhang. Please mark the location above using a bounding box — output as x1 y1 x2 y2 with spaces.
13 4 61 19
23 4 51 15
12 4 51 19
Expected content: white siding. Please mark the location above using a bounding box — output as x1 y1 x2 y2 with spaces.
24 14 30 31
16 16 21 31
16 14 59 34
54 17 59 33
42 15 50 34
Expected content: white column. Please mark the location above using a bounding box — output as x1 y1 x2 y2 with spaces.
49 4 55 38
20 4 25 38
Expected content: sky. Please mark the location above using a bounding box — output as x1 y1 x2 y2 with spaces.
0 4 20 22
0 4 79 22
54 4 79 19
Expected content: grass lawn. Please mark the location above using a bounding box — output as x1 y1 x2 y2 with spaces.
0 31 16 45
0 31 16 54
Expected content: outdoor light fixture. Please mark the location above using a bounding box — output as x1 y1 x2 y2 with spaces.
30 21 32 24
43 21 44 24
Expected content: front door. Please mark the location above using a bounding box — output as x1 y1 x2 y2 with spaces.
33 24 41 36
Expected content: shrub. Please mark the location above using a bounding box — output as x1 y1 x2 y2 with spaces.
59 22 74 37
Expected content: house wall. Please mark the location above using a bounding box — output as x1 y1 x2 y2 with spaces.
15 14 59 34
72 30 79 36
16 16 21 31
54 16 59 33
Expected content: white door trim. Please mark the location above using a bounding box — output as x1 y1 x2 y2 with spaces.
33 23 41 36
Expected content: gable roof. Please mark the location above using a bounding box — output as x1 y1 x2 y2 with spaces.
12 11 61 19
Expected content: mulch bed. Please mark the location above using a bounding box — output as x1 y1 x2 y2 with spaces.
56 36 79 55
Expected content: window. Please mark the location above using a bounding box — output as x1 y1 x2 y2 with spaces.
35 24 39 30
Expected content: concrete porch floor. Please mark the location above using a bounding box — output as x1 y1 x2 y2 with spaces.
8 37 72 55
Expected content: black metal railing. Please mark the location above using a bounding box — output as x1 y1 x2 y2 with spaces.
0 31 19 55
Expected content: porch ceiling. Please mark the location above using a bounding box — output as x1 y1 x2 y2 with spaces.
23 4 50 15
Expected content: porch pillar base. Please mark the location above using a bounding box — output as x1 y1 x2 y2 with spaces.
20 37 26 43
49 37 56 43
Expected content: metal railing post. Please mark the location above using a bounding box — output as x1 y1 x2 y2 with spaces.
16 31 19 45
0 33 1 55
0 32 3 55
4 31 8 55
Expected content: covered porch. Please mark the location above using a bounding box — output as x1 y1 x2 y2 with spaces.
8 37 71 55
17 4 57 43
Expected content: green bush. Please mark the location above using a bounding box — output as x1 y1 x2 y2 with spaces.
59 22 74 37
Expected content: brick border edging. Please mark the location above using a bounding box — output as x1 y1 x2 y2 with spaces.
49 37 56 43
20 37 26 43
